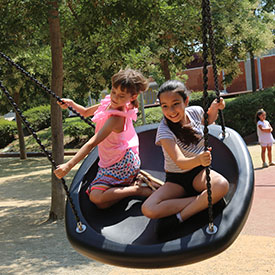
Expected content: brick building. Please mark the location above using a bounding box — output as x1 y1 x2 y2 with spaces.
183 49 275 94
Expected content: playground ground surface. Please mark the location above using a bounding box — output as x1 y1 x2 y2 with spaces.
0 144 275 275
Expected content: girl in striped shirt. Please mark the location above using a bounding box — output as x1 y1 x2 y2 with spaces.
142 80 229 234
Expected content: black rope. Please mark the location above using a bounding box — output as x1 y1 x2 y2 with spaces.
0 80 85 230
203 0 226 136
0 52 94 129
201 0 215 233
0 53 91 231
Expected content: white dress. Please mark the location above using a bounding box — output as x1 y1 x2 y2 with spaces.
257 120 275 145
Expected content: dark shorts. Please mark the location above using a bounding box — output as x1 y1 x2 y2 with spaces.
165 166 205 196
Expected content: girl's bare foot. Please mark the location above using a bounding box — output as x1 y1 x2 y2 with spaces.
135 185 154 197
134 173 162 191
131 175 155 197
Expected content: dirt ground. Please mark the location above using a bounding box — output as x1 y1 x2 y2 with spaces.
0 144 275 275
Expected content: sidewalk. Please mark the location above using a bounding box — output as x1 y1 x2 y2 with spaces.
242 165 275 237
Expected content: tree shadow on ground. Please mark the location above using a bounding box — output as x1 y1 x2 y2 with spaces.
0 158 109 274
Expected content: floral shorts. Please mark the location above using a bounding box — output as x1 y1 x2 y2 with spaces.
86 149 140 194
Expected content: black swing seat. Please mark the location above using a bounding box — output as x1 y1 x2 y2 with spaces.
65 123 254 268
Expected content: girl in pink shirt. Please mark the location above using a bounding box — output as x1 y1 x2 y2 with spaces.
54 69 154 208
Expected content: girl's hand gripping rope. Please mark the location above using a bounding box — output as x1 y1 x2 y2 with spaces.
54 163 72 179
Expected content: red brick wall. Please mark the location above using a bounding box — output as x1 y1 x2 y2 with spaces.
226 61 247 92
261 55 275 88
183 55 274 93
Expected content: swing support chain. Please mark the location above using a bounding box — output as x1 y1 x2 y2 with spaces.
0 80 85 232
0 51 95 129
203 0 226 138
201 0 219 234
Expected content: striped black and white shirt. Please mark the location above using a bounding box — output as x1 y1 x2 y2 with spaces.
156 106 205 173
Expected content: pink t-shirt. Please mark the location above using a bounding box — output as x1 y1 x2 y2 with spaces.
92 95 139 168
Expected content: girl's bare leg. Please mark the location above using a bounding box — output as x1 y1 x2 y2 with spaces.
89 185 153 209
261 146 267 163
179 170 229 222
141 183 197 219
142 170 228 221
267 146 272 163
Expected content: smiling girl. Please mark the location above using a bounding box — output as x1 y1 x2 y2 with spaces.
141 80 229 236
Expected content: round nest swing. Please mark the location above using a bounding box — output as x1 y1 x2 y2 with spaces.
65 123 254 268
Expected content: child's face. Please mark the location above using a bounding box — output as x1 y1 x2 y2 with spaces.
159 91 188 124
258 112 266 121
110 85 137 109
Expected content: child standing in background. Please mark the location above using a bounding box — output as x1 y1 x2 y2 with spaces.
54 69 155 209
256 109 275 168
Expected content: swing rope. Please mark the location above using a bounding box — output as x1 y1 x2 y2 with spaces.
203 0 226 136
0 80 85 232
201 0 227 234
0 52 95 130
0 52 94 232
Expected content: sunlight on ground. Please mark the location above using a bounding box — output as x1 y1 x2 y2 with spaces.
247 143 274 169
0 156 81 181
0 144 275 274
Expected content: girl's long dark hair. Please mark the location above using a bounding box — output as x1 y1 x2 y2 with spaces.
157 80 200 146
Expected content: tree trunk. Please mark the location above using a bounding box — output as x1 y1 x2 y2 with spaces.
249 51 257 92
48 1 65 221
14 89 27 159
160 58 171 81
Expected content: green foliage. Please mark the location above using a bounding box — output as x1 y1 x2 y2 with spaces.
22 105 51 132
0 0 52 113
210 0 275 84
222 87 275 137
5 127 53 152
0 118 17 148
63 119 95 141
1 0 274 116
189 91 217 109
22 105 67 132
134 106 163 127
